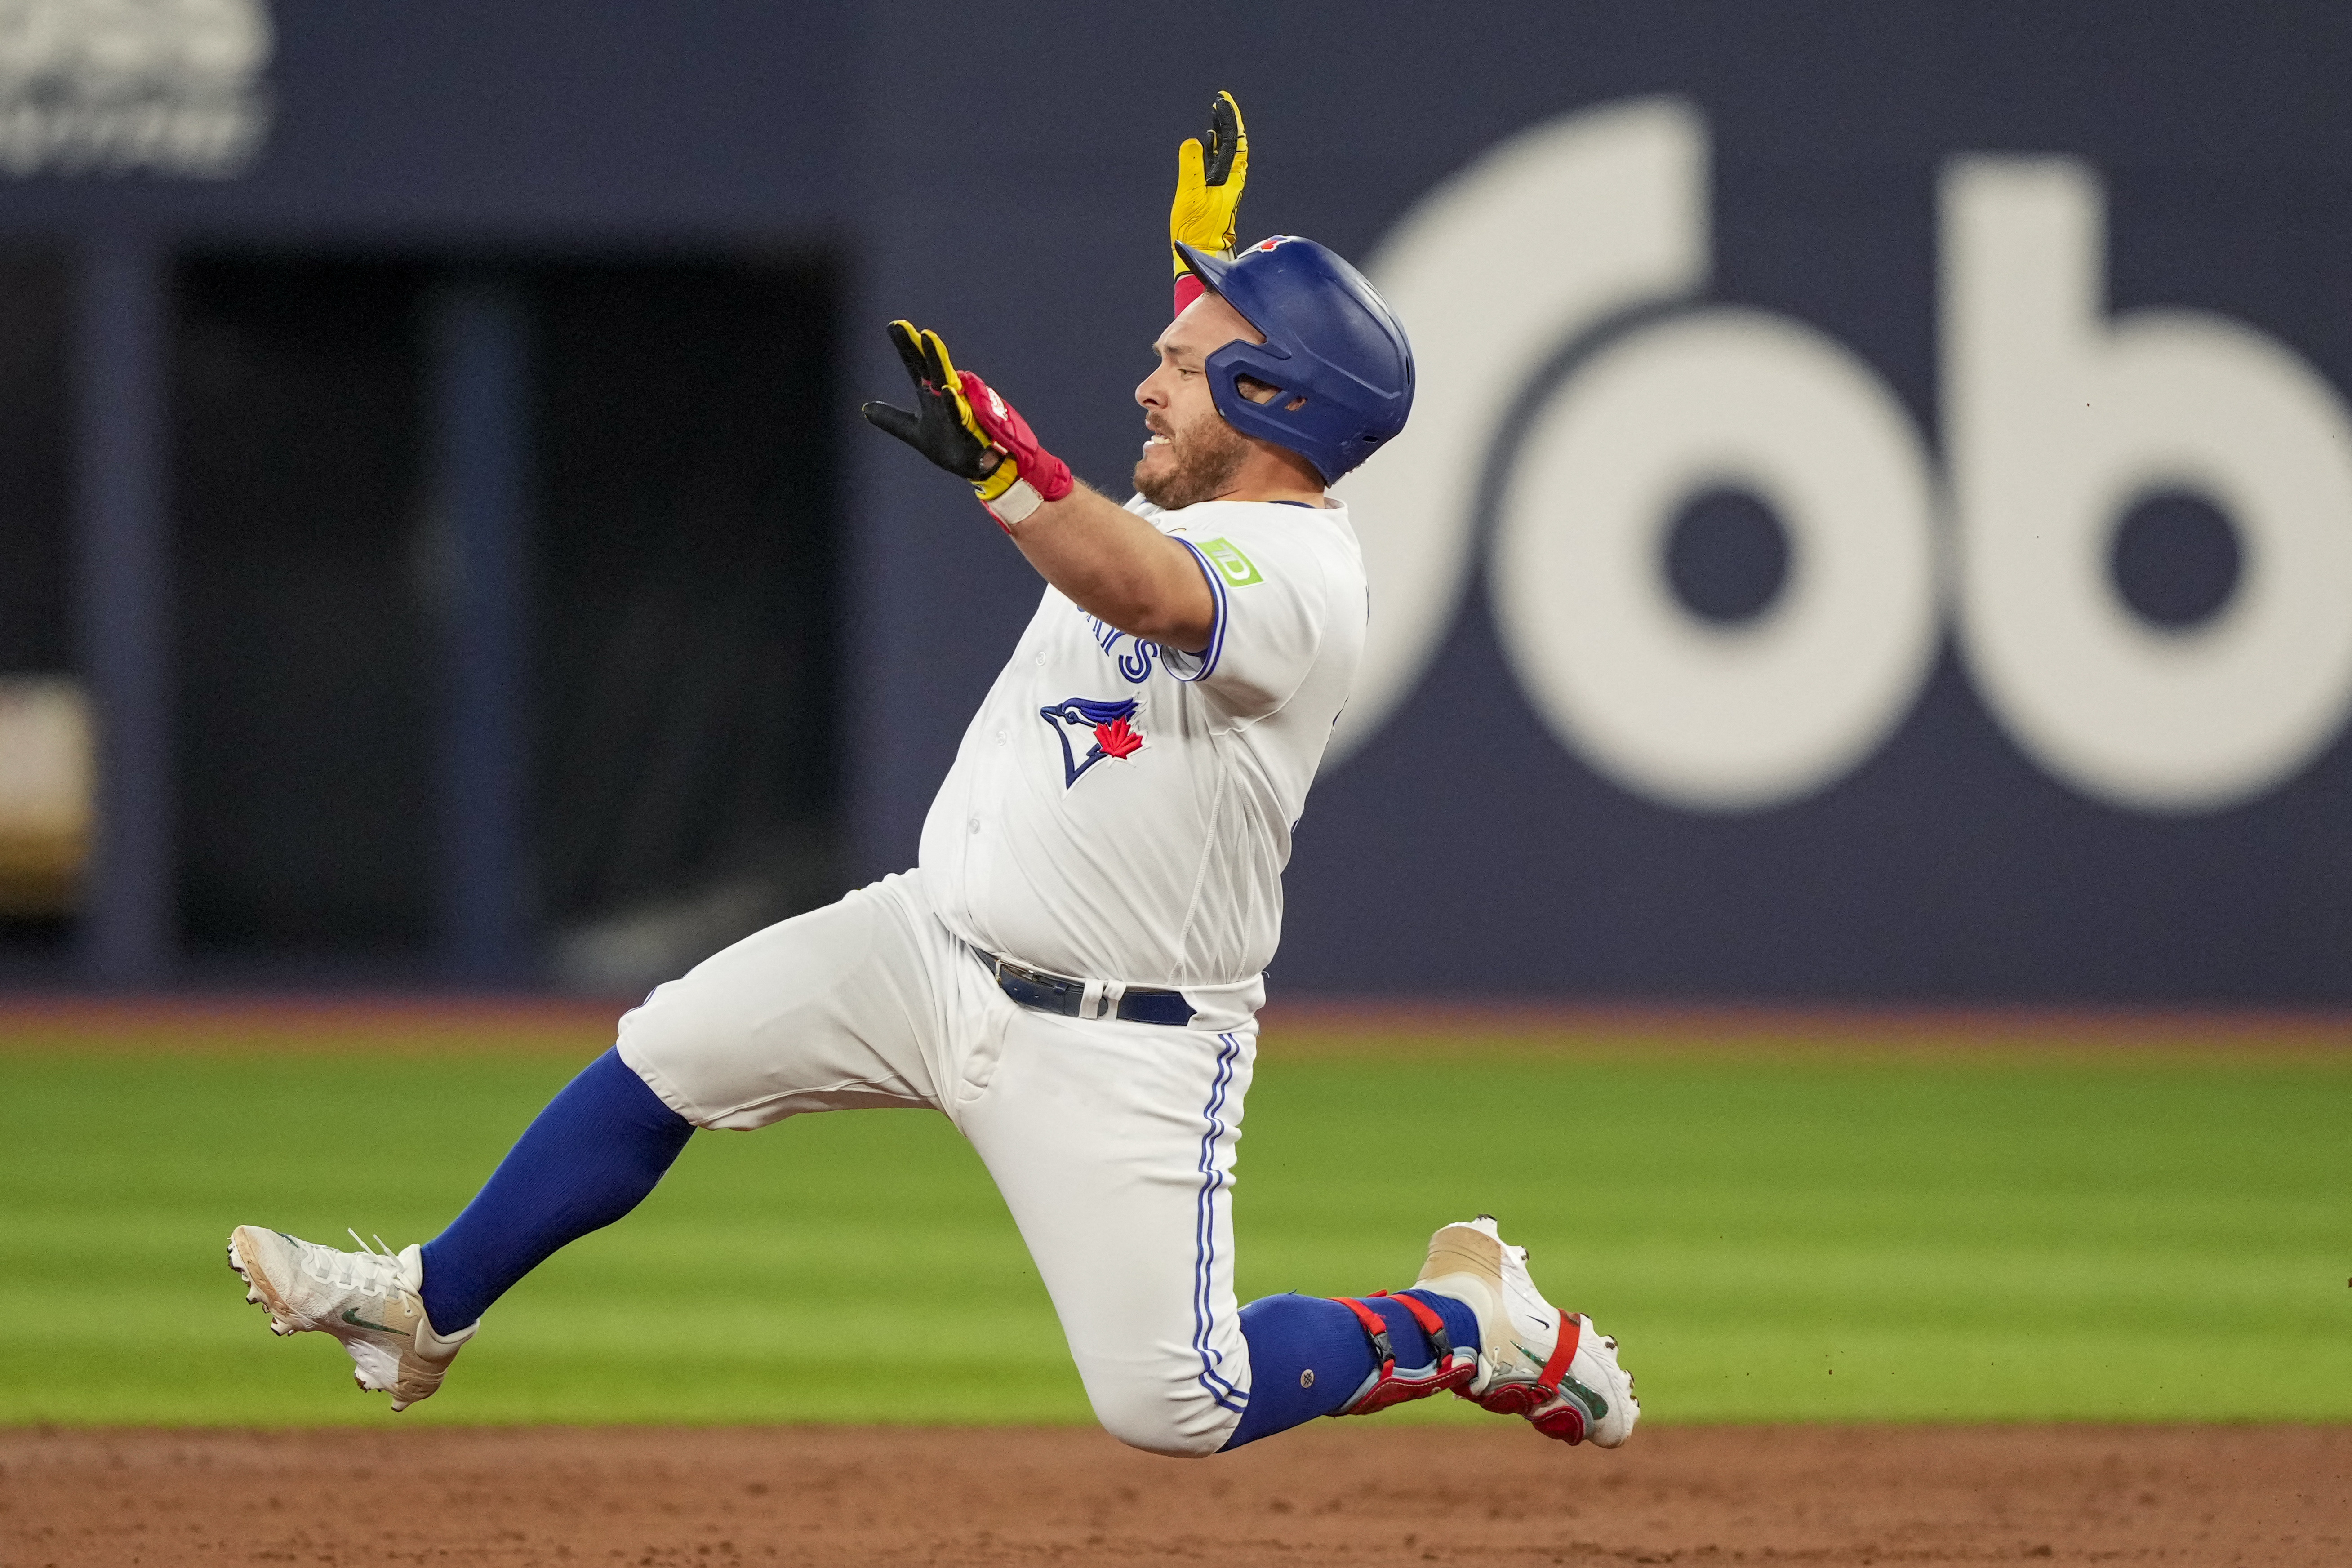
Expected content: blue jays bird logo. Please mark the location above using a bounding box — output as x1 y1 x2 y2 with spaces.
1040 697 1145 787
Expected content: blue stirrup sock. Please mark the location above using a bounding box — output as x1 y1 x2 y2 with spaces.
1221 1289 1481 1450
418 1048 694 1332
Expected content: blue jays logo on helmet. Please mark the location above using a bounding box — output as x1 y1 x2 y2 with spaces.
1173 235 1415 484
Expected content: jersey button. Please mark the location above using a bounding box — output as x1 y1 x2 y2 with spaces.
968 817 981 835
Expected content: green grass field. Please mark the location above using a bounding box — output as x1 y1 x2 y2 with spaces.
3 1035 2346 1426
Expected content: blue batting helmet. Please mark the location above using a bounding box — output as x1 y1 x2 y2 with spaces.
1173 235 1414 484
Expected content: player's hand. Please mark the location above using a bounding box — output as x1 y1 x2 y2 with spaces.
862 320 996 480
862 320 1074 527
1169 89 1248 278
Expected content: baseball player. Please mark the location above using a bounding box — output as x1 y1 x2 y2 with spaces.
226 93 1637 1458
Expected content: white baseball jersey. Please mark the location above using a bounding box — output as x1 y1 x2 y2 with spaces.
625 490 1365 1458
918 494 1367 1030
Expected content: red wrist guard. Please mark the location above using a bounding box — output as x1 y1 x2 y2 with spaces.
960 369 1073 525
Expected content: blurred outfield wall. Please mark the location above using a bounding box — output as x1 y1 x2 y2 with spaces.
6 2 2352 1001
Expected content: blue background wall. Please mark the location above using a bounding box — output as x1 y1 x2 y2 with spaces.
849 3 2352 1002
11 1 2352 1000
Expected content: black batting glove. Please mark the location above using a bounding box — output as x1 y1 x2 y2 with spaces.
861 320 998 483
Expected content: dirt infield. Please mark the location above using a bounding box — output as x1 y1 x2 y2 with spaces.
4 1425 2344 1566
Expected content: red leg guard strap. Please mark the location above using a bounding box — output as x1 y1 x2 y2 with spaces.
1329 1294 1476 1417
1332 1295 1396 1373
1371 1289 1456 1364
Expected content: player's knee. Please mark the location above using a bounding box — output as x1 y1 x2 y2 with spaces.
1080 1359 1245 1459
609 992 700 1095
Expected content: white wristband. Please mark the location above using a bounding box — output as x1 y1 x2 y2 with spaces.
985 477 1044 526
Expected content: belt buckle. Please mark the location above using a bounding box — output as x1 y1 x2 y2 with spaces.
992 953 1119 1022
984 947 1169 1025
999 955 1079 1017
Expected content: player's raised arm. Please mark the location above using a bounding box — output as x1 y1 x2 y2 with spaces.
1170 90 1247 320
856 93 1274 651
860 320 1217 650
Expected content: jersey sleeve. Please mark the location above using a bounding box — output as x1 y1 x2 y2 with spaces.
1157 511 1338 720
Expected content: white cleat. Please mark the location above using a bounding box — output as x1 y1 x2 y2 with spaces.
1412 1215 1638 1448
225 1224 476 1412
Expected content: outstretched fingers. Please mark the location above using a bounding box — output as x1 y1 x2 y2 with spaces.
918 327 964 395
1205 90 1244 186
885 318 932 386
860 399 922 443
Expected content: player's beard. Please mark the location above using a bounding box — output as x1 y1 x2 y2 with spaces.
1134 411 1252 510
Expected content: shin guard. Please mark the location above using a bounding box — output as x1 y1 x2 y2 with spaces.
1329 1292 1477 1416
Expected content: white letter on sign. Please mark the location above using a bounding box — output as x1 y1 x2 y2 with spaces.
1334 97 1710 767
1944 156 2352 810
1490 308 1939 810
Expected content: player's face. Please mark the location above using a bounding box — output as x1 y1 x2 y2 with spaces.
1134 294 1262 509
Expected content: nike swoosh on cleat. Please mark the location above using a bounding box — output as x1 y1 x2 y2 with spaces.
340 1308 410 1337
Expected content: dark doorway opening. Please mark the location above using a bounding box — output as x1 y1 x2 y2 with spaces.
0 248 74 972
171 253 844 985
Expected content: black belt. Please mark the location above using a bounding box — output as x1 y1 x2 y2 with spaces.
973 947 1197 1027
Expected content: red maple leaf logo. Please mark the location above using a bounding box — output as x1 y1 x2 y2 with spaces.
1093 716 1143 760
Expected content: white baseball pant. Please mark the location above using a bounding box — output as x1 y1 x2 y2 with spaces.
615 869 1255 1456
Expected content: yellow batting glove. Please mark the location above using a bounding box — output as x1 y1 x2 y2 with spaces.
1170 89 1248 277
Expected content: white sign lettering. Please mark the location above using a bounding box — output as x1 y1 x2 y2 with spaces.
0 0 271 178
1340 99 2352 815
